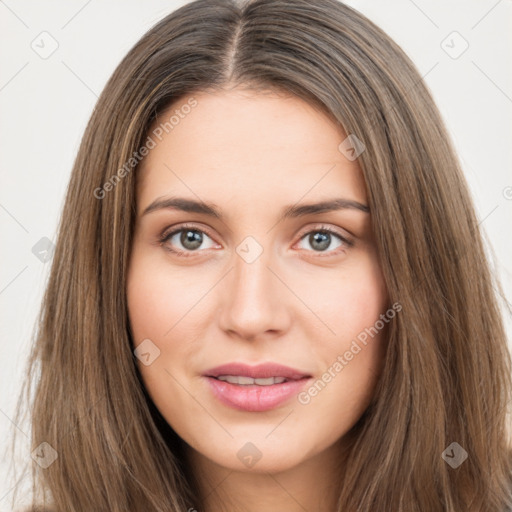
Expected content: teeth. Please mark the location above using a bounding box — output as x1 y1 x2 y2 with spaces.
216 375 288 386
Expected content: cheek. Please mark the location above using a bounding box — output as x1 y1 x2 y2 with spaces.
126 251 206 344
126 249 194 395
127 275 177 342
300 251 389 410
310 250 388 350
126 252 201 414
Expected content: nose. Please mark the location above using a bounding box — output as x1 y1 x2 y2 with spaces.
217 241 291 341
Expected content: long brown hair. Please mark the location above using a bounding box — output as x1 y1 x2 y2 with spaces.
13 0 512 510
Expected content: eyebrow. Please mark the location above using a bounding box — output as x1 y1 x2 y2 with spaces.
141 196 370 219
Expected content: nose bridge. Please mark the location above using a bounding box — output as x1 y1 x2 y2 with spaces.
234 239 272 301
218 234 289 338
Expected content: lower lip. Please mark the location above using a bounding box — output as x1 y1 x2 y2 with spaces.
204 376 311 412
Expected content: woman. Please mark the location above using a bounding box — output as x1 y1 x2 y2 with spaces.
14 0 512 510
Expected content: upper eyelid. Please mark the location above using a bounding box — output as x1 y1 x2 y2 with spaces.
161 223 218 243
295 224 350 240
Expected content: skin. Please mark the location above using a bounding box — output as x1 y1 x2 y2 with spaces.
126 87 389 512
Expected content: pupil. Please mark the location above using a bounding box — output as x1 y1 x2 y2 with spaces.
310 232 330 251
181 230 202 250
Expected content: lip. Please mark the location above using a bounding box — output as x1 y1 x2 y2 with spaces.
204 362 311 381
203 362 312 412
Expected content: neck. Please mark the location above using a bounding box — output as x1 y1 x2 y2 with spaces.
183 437 351 512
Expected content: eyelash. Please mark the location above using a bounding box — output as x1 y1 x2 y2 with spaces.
158 223 354 258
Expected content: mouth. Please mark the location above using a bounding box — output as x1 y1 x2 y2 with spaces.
211 375 294 385
204 361 311 381
203 362 312 412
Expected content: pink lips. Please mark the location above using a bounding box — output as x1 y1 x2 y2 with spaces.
203 362 312 412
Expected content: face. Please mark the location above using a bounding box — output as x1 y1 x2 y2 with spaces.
126 88 389 474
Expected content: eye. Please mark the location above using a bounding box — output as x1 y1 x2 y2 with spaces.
159 223 353 258
295 225 353 256
159 224 219 256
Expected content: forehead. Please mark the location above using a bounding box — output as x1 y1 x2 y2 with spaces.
137 89 367 210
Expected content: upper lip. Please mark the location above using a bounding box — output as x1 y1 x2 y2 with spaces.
204 362 311 381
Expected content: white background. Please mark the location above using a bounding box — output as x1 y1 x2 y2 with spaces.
1 0 511 509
